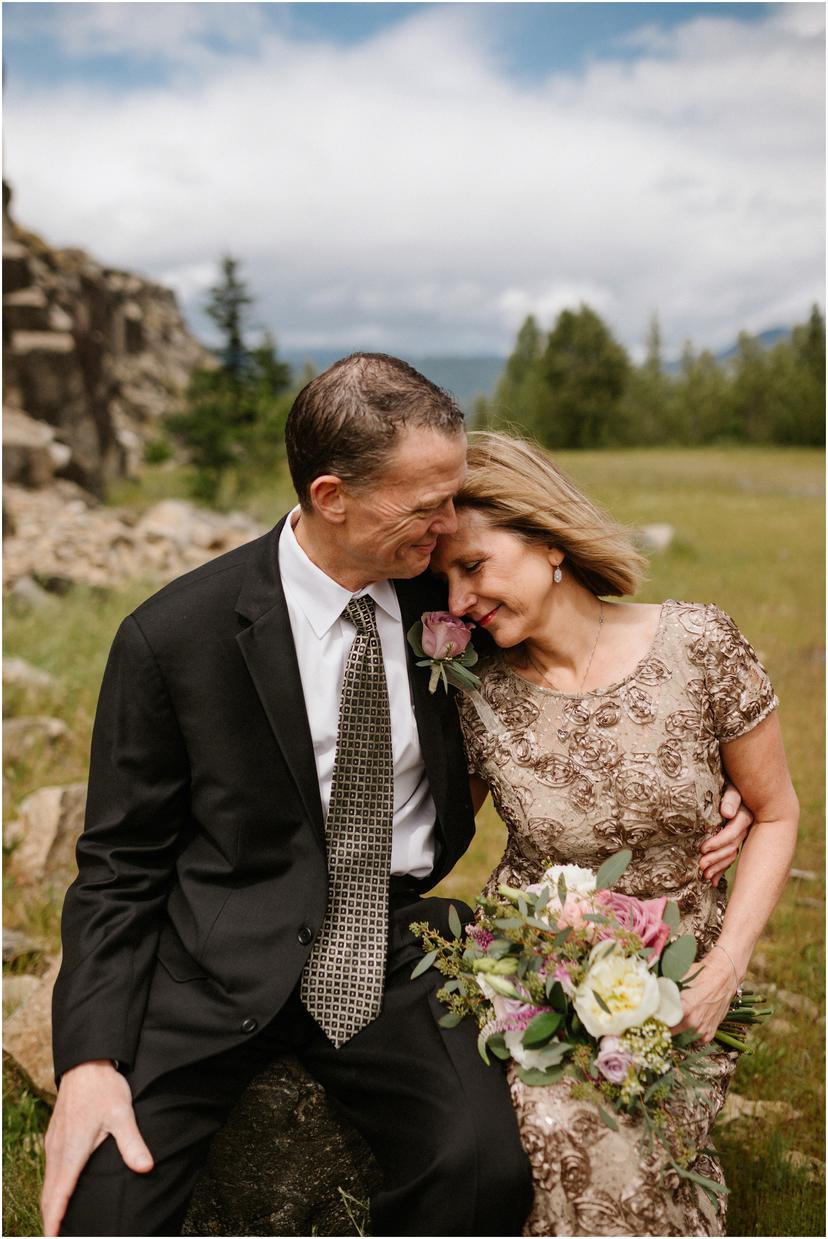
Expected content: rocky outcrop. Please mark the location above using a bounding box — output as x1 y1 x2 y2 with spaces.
3 716 69 764
183 1058 380 1237
2 180 209 496
6 783 87 885
3 956 62 1103
3 485 265 591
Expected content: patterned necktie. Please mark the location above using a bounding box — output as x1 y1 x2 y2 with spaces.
300 595 395 1047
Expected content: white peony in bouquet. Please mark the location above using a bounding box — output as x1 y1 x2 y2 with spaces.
410 850 771 1202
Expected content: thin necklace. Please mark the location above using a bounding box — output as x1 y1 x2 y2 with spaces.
526 600 605 694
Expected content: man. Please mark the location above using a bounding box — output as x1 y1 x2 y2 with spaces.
43 353 748 1236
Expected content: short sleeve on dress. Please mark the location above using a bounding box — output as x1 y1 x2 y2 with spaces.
702 604 779 742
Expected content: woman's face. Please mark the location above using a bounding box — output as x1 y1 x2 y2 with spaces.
430 508 560 648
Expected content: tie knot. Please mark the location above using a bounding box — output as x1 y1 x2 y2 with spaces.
343 595 378 634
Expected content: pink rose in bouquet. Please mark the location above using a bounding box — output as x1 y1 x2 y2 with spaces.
596 890 671 960
421 612 474 660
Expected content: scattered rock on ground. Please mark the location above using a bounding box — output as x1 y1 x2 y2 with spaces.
718 1094 801 1126
638 523 675 553
6 574 59 612
789 867 820 881
783 1150 825 1183
184 1055 380 1237
3 955 60 1103
774 990 820 1020
2 657 57 691
3 974 42 1018
3 486 265 591
7 783 87 885
3 716 68 765
2 928 48 966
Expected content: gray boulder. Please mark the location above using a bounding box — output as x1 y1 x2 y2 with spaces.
7 783 86 885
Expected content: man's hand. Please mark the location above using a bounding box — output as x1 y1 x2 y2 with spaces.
41 1060 153 1237
699 783 754 885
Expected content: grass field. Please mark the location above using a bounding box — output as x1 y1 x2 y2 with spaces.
4 446 825 1235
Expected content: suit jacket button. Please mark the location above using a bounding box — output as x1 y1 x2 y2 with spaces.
240 1017 258 1034
297 926 313 946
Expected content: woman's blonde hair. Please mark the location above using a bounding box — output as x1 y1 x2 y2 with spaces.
458 431 647 597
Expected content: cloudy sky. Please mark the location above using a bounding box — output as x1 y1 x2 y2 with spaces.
3 2 825 359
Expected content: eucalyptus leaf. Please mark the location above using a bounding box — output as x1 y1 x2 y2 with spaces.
447 904 463 940
547 980 568 1012
676 1167 729 1197
597 1105 619 1131
411 949 438 980
438 1011 464 1029
661 934 697 981
594 848 633 891
406 621 426 658
488 1034 510 1060
663 900 681 930
522 1010 564 1048
516 1064 566 1087
557 874 568 906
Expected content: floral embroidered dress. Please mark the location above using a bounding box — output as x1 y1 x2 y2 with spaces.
457 601 778 1237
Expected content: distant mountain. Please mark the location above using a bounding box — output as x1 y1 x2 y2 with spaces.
664 326 792 373
281 325 794 406
281 349 506 411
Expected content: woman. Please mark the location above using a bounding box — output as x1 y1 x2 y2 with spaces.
431 432 799 1237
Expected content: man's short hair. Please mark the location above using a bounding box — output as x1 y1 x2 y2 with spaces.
285 352 465 508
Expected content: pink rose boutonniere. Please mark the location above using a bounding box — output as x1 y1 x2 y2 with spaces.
407 611 481 694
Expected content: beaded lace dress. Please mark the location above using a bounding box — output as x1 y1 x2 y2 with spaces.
457 601 778 1237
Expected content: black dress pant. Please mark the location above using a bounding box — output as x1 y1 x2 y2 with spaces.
60 895 532 1237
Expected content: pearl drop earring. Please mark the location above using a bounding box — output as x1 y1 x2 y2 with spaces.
553 565 563 583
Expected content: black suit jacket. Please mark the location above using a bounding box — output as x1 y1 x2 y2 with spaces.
52 516 476 1085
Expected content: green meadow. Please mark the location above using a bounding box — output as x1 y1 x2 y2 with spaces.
4 446 825 1235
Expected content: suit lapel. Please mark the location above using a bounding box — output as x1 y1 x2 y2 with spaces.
235 518 325 846
394 576 451 840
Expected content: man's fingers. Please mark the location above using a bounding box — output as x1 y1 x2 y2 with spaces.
701 806 752 853
719 784 741 818
110 1105 154 1173
41 1139 92 1237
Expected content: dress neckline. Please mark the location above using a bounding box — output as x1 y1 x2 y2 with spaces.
499 600 672 700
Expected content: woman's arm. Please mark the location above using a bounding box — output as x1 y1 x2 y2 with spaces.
676 710 799 1041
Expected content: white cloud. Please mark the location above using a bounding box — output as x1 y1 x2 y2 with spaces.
4 3 824 356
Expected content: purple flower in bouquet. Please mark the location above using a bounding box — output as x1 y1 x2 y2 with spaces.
596 890 671 960
421 612 474 659
595 1036 633 1083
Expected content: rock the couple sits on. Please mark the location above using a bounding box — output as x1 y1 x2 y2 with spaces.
43 355 797 1239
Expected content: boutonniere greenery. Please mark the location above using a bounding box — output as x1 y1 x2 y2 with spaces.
407 611 481 694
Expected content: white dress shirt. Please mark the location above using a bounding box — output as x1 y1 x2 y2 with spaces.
278 511 437 877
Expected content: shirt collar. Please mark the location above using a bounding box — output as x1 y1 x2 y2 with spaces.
279 508 401 638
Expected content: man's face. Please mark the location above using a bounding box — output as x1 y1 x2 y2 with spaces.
339 427 467 581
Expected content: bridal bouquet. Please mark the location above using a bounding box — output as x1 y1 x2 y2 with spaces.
410 850 771 1200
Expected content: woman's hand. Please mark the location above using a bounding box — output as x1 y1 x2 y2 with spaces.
673 948 739 1044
